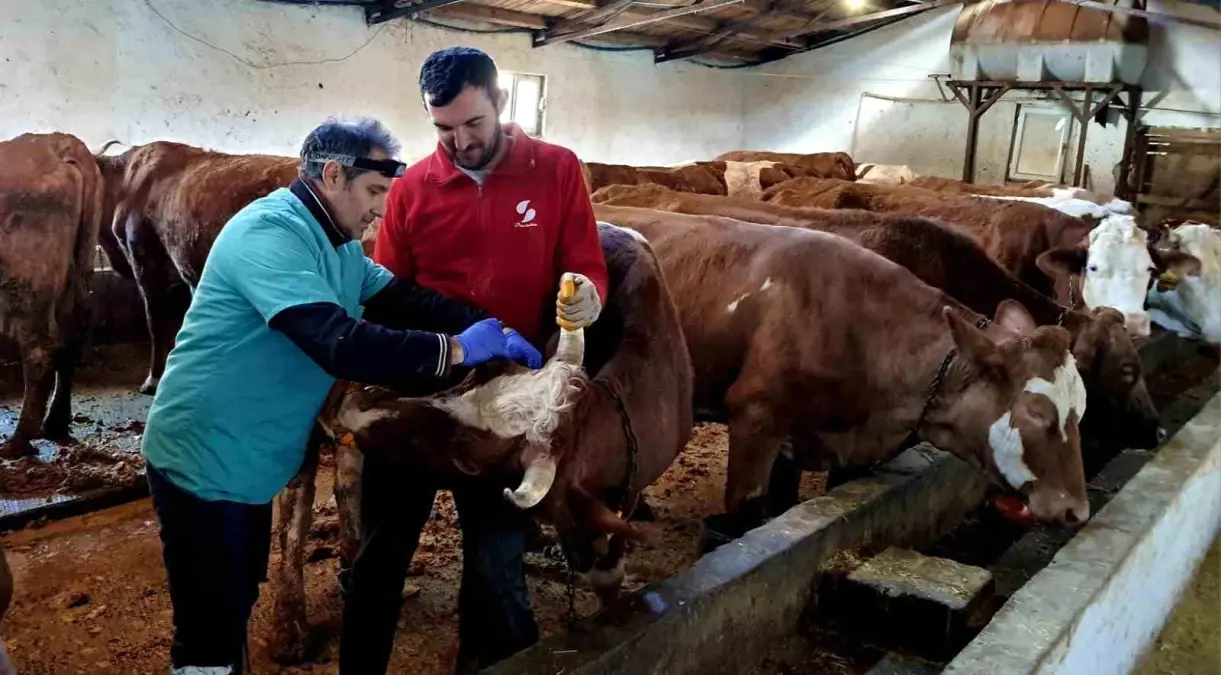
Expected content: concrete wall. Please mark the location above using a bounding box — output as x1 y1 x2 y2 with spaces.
0 0 749 165
740 1 1221 193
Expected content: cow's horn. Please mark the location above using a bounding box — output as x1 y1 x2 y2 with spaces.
503 455 557 509
93 140 123 157
555 325 584 365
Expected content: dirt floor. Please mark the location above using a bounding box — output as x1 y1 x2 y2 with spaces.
1136 534 1221 675
0 344 825 674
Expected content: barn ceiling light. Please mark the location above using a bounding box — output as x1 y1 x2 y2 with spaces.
844 0 867 11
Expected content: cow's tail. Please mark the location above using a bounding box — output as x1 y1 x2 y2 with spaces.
90 146 136 281
92 139 124 158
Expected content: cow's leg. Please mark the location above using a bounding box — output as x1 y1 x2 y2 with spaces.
333 441 363 573
1 337 55 459
587 491 639 606
41 335 85 442
724 399 786 517
268 438 320 664
122 219 188 395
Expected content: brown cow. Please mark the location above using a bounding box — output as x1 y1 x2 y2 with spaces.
0 133 105 458
96 142 297 394
594 205 1091 535
580 161 726 195
590 185 1165 450
713 150 856 181
267 223 693 660
764 178 1094 306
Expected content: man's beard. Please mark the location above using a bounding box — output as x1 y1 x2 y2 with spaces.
452 124 503 171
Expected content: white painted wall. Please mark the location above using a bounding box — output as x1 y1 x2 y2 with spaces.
0 0 749 165
738 1 1221 193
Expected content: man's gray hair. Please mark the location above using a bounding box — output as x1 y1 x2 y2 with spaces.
299 117 402 182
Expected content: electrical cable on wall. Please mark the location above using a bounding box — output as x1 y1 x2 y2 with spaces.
143 0 390 68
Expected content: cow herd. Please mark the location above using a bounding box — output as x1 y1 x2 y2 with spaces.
1 132 1219 663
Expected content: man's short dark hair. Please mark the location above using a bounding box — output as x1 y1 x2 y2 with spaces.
419 46 499 108
299 117 400 182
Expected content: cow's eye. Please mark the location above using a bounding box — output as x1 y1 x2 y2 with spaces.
1088 264 1099 273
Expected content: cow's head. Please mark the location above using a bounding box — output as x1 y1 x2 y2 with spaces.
1035 215 1202 337
1147 223 1221 344
332 324 589 506
933 300 1089 528
1066 307 1163 449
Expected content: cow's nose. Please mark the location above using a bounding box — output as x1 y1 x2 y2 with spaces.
1125 312 1151 337
1061 502 1090 528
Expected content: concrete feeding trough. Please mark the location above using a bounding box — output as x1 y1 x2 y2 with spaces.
483 334 1220 675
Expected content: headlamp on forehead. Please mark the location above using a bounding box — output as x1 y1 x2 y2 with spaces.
305 152 406 178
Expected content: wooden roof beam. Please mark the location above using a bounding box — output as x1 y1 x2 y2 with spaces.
535 0 746 46
427 4 548 28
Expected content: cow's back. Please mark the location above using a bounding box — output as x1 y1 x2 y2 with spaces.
0 132 103 319
714 151 856 181
118 142 297 282
593 205 949 410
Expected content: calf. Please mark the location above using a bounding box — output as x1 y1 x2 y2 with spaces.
590 185 1163 449
1146 223 1220 344
267 223 693 660
714 150 856 181
95 142 297 394
0 133 105 458
595 205 1091 532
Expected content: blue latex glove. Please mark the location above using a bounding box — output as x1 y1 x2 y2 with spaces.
453 318 510 366
504 329 543 369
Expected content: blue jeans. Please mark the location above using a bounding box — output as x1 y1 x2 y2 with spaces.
339 458 539 674
147 463 273 674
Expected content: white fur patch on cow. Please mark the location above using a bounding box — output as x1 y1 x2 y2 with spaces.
988 412 1035 489
1082 216 1155 328
988 353 1087 489
727 292 751 312
336 406 395 435
598 220 648 244
1022 353 1088 441
584 558 627 590
760 277 774 292
431 361 584 446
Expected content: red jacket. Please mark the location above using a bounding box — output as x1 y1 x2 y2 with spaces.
374 124 608 343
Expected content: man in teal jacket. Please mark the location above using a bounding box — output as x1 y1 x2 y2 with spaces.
141 117 542 675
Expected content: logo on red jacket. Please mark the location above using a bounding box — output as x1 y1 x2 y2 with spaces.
514 200 539 228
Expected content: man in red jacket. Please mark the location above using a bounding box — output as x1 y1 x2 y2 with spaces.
339 47 609 675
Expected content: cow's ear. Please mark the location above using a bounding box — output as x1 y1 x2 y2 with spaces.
944 307 1005 372
1036 246 1088 279
1151 248 1203 278
995 299 1038 335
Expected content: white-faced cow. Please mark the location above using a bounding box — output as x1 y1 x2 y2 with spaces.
1146 222 1221 344
0 133 105 458
266 223 693 661
594 205 1092 536
1036 216 1204 338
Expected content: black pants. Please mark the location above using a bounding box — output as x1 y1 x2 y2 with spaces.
148 463 273 674
339 459 540 674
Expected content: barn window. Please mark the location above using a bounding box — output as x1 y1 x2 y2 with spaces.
499 72 546 137
1008 105 1072 183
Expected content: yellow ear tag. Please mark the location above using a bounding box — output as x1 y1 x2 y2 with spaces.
338 432 356 448
1156 270 1180 292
